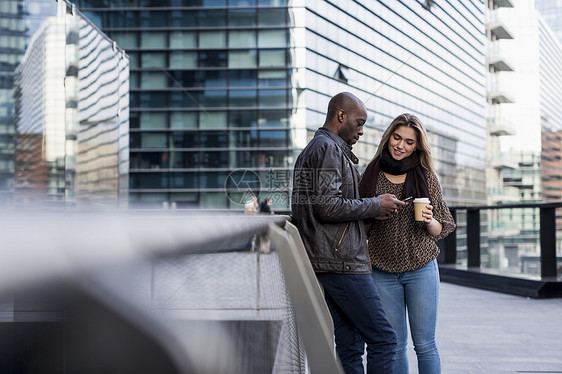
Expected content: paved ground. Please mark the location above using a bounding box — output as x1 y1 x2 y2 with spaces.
404 282 562 374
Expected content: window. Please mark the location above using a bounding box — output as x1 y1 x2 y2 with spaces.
199 131 228 148
169 31 196 49
169 10 196 27
260 130 287 147
258 110 288 127
199 51 227 67
141 32 166 49
170 112 197 129
228 9 256 26
201 70 227 87
140 11 167 27
228 50 257 68
141 133 168 148
229 89 257 107
139 92 168 108
169 51 197 69
259 89 286 107
140 72 167 89
230 130 258 147
229 30 256 48
200 111 227 129
258 30 286 48
258 70 286 87
229 70 257 87
171 172 197 188
229 110 258 128
130 151 169 169
170 131 197 149
199 90 227 108
110 31 137 49
141 53 166 68
198 9 226 26
140 112 167 129
258 8 286 26
259 50 285 67
199 31 226 48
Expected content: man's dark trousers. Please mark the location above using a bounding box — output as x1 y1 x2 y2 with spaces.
316 273 397 373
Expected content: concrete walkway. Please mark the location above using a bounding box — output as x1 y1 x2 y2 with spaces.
404 282 562 373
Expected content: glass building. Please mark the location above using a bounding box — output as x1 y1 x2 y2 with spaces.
77 0 488 210
0 0 26 206
2 0 130 208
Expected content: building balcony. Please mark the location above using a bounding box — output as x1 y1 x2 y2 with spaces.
489 0 514 8
487 55 514 72
485 11 514 40
487 186 520 204
486 41 514 72
487 116 515 136
489 153 518 169
487 90 515 104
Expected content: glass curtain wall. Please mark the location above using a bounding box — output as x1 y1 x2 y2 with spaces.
296 0 488 206
78 0 487 210
78 0 294 210
7 0 129 208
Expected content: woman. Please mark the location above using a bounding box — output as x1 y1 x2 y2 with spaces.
358 113 455 374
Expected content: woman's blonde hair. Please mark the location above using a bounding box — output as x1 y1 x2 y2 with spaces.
374 113 435 173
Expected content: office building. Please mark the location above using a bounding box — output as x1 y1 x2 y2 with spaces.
484 0 562 272
11 0 129 207
536 0 562 44
77 0 488 210
0 0 26 205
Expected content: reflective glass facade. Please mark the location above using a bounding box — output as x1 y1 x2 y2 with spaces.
3 0 129 208
0 0 26 205
78 0 487 209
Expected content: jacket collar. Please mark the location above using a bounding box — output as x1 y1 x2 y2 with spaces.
316 127 360 164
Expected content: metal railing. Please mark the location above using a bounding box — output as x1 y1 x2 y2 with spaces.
439 202 562 298
0 211 342 373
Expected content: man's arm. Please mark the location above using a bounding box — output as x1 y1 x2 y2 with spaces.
308 144 403 222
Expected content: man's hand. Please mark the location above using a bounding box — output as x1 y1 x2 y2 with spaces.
377 194 406 218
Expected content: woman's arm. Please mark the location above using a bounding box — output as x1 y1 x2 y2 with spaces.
425 171 456 239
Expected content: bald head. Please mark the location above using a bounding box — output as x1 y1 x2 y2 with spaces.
324 92 367 145
326 92 365 122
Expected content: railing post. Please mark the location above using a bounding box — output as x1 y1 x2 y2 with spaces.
440 209 457 264
540 206 557 278
467 208 480 268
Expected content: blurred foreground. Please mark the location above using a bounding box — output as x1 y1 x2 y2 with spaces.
0 211 339 374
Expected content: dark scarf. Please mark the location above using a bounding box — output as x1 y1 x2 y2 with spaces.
359 148 429 199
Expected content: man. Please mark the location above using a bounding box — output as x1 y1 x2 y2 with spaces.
291 92 404 373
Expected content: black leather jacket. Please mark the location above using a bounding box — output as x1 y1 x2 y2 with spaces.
291 128 382 274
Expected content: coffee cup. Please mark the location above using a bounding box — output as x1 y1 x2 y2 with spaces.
414 198 430 221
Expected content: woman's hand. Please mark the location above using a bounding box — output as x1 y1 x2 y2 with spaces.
422 204 434 225
423 204 443 236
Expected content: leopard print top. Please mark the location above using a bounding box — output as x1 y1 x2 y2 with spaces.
367 170 456 273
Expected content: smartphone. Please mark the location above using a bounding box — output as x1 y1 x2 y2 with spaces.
401 196 414 202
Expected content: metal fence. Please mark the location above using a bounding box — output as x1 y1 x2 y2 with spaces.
0 211 342 373
439 202 562 298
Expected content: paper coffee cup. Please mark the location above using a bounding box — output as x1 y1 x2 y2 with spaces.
414 198 430 221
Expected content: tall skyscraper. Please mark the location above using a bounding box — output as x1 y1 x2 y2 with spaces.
77 0 488 211
5 0 130 208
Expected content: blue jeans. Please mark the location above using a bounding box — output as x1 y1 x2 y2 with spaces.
316 273 397 374
371 259 440 374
